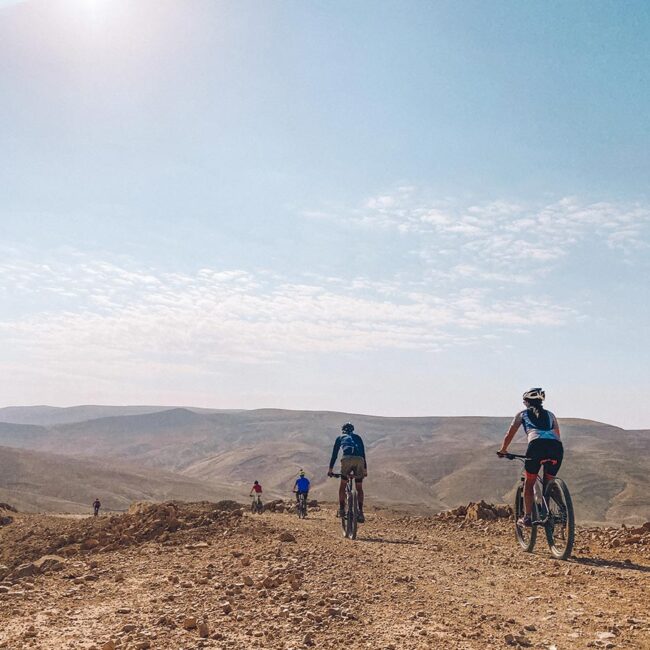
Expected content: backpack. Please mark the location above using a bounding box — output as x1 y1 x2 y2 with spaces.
340 433 361 457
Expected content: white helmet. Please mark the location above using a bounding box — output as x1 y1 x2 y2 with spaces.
523 387 545 401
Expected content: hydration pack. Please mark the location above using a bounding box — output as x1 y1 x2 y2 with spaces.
340 433 361 457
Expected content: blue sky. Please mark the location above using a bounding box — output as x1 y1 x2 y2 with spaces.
1 0 649 428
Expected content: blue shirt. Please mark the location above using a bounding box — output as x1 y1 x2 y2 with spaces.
295 477 310 492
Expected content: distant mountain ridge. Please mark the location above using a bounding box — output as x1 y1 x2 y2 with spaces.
0 406 648 524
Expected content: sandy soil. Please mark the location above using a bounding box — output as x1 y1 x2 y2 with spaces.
0 503 648 650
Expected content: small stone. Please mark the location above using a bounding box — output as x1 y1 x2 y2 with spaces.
81 538 100 550
198 620 209 638
279 532 296 543
182 617 197 630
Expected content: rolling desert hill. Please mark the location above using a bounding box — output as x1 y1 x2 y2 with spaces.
0 407 648 524
0 405 171 427
0 404 240 427
0 445 243 513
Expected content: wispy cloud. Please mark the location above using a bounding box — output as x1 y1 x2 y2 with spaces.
311 192 650 280
0 255 575 382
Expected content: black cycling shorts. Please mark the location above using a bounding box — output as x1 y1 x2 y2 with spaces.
524 438 563 477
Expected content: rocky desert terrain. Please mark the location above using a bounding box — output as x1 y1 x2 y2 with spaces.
1 500 648 650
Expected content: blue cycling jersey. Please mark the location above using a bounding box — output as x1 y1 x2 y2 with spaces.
295 477 310 492
512 409 559 443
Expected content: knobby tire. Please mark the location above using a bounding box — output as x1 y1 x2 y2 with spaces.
544 478 575 560
514 484 537 552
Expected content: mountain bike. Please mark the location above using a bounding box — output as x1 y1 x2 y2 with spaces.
250 494 263 514
499 453 575 560
295 492 308 519
329 472 359 540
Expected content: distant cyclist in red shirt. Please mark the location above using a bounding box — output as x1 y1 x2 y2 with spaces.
249 480 262 497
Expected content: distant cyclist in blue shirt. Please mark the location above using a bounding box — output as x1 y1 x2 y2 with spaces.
328 422 367 523
293 470 310 507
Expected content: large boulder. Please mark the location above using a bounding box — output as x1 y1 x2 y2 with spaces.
33 555 66 574
465 500 497 521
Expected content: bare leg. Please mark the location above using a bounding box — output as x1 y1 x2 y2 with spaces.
356 481 364 511
524 476 536 515
338 480 346 508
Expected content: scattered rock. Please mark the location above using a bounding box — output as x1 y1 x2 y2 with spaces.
182 616 197 630
33 555 65 574
198 619 209 638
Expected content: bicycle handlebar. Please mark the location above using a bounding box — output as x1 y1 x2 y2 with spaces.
496 452 531 460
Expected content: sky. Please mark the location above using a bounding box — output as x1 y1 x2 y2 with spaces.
1 0 649 428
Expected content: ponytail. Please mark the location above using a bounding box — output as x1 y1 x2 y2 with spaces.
525 398 551 429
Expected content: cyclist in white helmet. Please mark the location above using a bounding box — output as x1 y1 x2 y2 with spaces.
498 388 563 527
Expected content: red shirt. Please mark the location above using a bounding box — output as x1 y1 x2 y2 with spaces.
251 484 262 493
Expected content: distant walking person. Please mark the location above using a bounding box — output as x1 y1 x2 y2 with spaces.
498 388 563 527
328 423 367 523
93 498 101 517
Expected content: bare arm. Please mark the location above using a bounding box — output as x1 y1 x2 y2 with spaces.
498 413 522 454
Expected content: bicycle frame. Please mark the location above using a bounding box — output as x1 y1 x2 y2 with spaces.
329 471 359 539
296 492 308 517
500 453 553 525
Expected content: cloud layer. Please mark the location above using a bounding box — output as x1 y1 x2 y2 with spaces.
311 193 650 284
0 254 574 378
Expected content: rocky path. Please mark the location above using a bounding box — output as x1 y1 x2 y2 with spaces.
0 503 648 649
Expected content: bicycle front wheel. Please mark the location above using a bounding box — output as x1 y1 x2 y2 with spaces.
544 478 575 560
514 484 537 552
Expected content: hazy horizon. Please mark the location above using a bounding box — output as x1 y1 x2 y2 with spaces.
1 402 647 431
1 1 649 428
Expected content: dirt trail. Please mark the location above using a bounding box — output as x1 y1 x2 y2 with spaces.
0 503 648 649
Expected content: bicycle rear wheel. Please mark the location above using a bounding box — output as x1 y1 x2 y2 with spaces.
340 501 347 536
544 478 574 560
514 484 537 552
347 492 358 540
